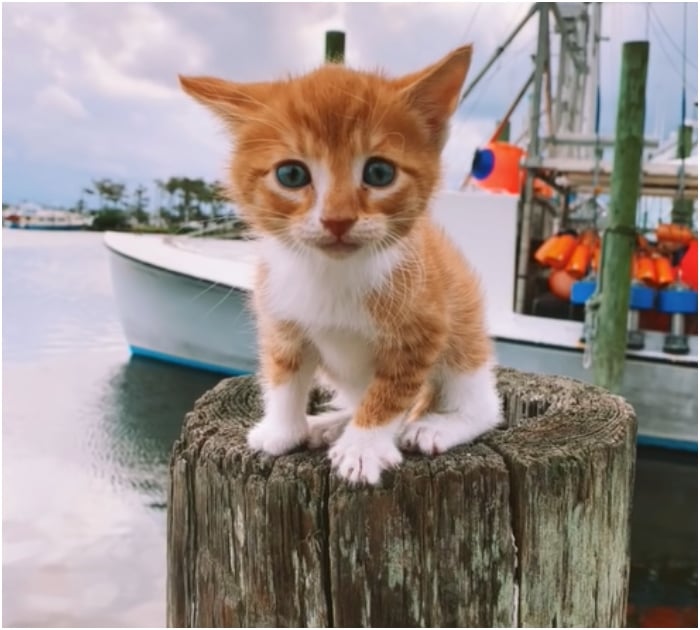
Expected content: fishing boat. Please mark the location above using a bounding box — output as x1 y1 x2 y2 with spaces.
3 204 92 230
105 3 698 451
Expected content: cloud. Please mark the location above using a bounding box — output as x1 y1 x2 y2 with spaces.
2 2 697 208
34 85 88 120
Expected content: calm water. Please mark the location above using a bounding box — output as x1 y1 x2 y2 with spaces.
3 230 222 627
2 229 696 627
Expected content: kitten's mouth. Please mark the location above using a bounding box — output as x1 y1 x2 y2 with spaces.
317 241 362 257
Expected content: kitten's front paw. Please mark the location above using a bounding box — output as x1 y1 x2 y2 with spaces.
247 416 308 455
328 423 402 485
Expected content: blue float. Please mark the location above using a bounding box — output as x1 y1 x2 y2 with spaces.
570 280 596 305
629 284 655 310
657 287 698 315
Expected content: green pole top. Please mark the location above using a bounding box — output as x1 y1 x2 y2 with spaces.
325 31 345 64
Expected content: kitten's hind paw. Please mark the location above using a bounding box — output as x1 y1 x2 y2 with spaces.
399 412 500 455
328 422 402 485
247 416 308 455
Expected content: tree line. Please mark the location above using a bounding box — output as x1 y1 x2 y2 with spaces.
80 177 231 231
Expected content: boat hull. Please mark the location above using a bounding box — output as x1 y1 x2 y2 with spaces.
108 247 257 375
106 238 697 451
496 337 697 451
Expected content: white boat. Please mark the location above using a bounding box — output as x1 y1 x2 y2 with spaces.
104 190 698 452
3 204 92 230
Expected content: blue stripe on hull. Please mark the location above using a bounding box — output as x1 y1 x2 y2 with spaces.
637 434 697 453
129 345 252 376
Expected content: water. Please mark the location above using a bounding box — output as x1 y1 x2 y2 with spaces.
2 229 697 626
3 230 222 626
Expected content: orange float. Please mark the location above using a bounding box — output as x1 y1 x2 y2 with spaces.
548 269 576 300
534 234 561 266
656 223 694 246
471 142 553 197
544 233 578 269
565 242 592 279
634 254 657 286
653 256 675 287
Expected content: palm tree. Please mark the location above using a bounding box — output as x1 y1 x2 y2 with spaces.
130 185 150 224
210 180 229 218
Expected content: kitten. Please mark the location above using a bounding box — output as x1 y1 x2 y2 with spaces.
180 45 502 485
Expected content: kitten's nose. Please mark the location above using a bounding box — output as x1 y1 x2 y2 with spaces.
321 218 356 239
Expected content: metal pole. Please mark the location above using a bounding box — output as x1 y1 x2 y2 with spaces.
458 3 538 106
325 31 345 63
549 3 586 73
592 41 649 392
514 4 549 313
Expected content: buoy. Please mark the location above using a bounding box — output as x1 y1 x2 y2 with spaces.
653 256 675 288
471 142 524 195
548 269 575 300
656 223 694 246
471 142 554 198
634 254 657 286
545 233 578 270
565 243 592 279
534 234 561 266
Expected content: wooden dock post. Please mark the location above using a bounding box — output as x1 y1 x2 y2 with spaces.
592 41 649 392
325 30 345 64
167 369 636 627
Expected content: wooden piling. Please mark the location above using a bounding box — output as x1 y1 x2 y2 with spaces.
592 41 649 392
325 31 345 64
671 124 695 227
167 369 636 627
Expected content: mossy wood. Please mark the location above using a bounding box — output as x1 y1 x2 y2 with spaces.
167 368 636 627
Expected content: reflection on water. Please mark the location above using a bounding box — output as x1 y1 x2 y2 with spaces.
100 357 224 507
2 231 222 627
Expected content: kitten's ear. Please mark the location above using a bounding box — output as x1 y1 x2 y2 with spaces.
396 45 472 140
179 75 272 124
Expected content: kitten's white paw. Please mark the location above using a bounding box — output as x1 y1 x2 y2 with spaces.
306 410 352 449
399 411 500 455
329 421 403 485
247 416 308 455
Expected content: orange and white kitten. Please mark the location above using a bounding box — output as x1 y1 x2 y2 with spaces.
180 45 502 485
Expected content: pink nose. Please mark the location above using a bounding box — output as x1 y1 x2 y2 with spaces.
321 218 356 239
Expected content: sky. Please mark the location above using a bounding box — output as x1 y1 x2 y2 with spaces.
2 2 698 210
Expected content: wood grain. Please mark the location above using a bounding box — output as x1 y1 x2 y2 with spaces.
167 368 636 627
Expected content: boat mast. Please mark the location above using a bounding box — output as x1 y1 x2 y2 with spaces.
515 2 594 313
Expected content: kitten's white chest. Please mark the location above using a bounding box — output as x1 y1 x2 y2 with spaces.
259 238 390 333
260 239 400 402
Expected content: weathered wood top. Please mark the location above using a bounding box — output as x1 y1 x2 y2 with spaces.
168 368 636 627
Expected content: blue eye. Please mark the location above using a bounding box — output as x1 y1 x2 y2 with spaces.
275 162 311 188
362 158 396 187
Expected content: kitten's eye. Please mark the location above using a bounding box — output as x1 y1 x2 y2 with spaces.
275 162 311 188
362 158 396 187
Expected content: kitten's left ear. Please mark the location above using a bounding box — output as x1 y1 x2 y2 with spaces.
396 45 472 142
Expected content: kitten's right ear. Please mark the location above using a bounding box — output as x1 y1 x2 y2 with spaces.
179 76 271 124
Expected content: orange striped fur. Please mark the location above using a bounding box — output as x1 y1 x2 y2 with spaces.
181 45 501 484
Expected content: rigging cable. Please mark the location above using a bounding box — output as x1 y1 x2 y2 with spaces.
677 2 688 205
